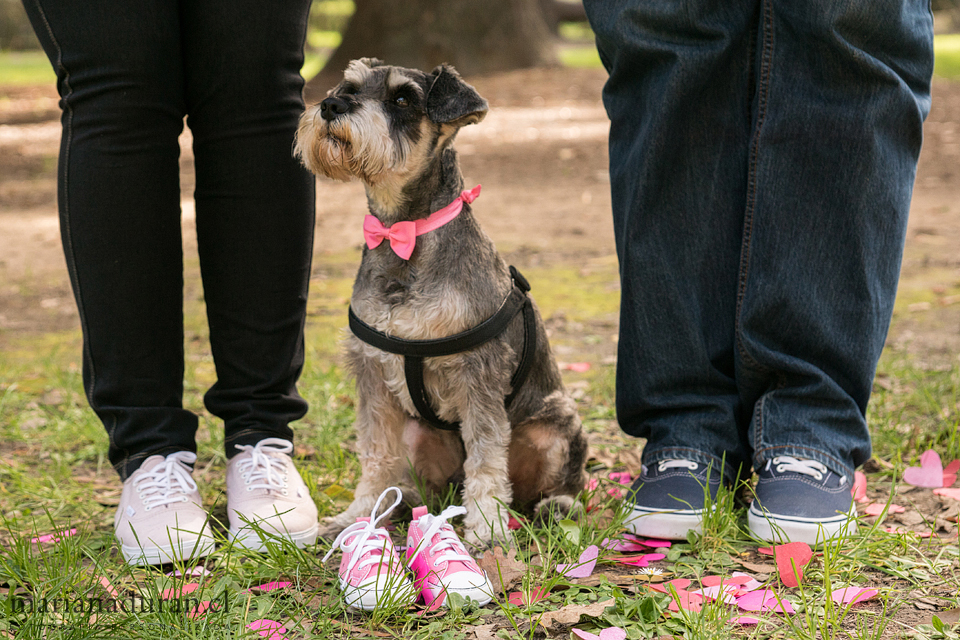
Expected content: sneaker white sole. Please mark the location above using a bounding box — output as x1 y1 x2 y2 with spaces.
747 503 857 545
341 574 416 611
120 535 216 566
229 522 319 552
624 505 704 540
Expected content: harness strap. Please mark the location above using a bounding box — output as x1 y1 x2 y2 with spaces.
348 266 536 431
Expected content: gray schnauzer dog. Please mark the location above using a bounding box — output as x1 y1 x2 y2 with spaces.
295 58 587 546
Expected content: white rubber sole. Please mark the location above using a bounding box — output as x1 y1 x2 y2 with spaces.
624 505 704 540
229 522 319 552
747 503 857 545
341 574 417 611
120 535 216 566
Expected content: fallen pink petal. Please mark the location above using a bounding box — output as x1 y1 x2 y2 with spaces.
934 487 960 501
30 528 77 544
614 553 665 567
507 587 550 606
773 542 812 588
863 503 905 516
884 527 935 537
852 471 868 502
737 589 778 611
247 619 287 640
903 449 944 488
572 628 626 640
98 575 119 598
667 590 703 613
831 587 879 606
647 578 692 594
557 544 599 578
624 534 671 548
160 583 200 600
729 616 761 625
608 471 632 485
585 478 600 491
731 572 763 592
563 362 591 372
188 601 215 618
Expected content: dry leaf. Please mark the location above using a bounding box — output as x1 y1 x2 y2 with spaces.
470 623 501 640
477 546 527 592
737 560 776 576
538 598 615 628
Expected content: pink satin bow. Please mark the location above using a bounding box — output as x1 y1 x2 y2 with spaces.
363 185 481 260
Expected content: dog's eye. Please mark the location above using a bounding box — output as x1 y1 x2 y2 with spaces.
394 95 409 107
342 84 358 95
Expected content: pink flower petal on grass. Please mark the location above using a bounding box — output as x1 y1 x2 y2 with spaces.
188 601 216 618
557 545 599 578
625 534 671 548
563 362 592 373
852 471 869 503
247 619 287 640
903 450 944 488
737 589 777 611
508 516 524 530
935 487 960 501
573 628 626 640
161 583 199 600
30 528 77 544
729 616 761 625
507 587 550 606
884 527 935 537
944 460 959 487
606 487 625 499
647 578 692 594
757 546 774 556
731 572 763 592
863 503 905 517
614 553 665 567
773 542 812 588
608 472 632 485
98 576 120 598
691 585 738 605
667 590 703 612
831 587 878 606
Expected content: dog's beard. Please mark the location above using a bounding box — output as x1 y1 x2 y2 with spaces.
295 103 412 184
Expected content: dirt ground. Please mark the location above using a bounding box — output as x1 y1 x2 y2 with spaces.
1 68 959 361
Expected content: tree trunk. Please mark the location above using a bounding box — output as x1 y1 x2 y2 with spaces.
304 0 557 103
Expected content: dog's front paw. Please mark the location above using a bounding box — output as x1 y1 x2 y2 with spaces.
534 494 581 523
463 522 513 552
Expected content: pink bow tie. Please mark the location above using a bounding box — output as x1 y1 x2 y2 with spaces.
363 185 481 260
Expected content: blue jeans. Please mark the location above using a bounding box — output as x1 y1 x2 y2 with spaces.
583 0 933 480
22 0 316 479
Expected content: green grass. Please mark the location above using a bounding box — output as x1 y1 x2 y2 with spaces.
935 34 960 80
0 51 54 86
0 253 958 638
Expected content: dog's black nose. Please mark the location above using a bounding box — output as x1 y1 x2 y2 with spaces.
320 96 349 121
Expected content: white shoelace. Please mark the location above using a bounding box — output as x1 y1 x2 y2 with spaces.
768 456 845 485
406 505 472 566
657 459 699 473
322 487 403 578
134 451 199 511
234 438 291 493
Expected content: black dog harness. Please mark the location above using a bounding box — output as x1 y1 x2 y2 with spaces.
348 266 536 431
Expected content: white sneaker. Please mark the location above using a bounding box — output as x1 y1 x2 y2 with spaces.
114 451 216 566
226 438 319 551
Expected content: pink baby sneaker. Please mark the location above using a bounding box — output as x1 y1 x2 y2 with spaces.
323 487 416 611
406 505 493 607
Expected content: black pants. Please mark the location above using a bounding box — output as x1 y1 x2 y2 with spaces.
22 0 317 479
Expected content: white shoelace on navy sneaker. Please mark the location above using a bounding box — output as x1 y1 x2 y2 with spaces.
134 451 199 511
768 456 846 485
407 505 473 566
322 487 403 577
234 438 291 493
657 459 699 473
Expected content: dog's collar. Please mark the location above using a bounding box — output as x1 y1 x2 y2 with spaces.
362 185 481 260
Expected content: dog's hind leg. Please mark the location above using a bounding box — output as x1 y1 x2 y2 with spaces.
508 391 588 521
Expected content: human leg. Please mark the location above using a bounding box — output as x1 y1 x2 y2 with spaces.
736 0 933 542
180 0 317 549
180 0 316 457
21 0 198 479
584 0 759 536
21 0 215 563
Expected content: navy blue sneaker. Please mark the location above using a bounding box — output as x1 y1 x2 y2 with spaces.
747 456 857 545
623 459 724 540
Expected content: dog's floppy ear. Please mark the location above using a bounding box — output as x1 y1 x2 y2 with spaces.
358 57 385 68
426 64 488 127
